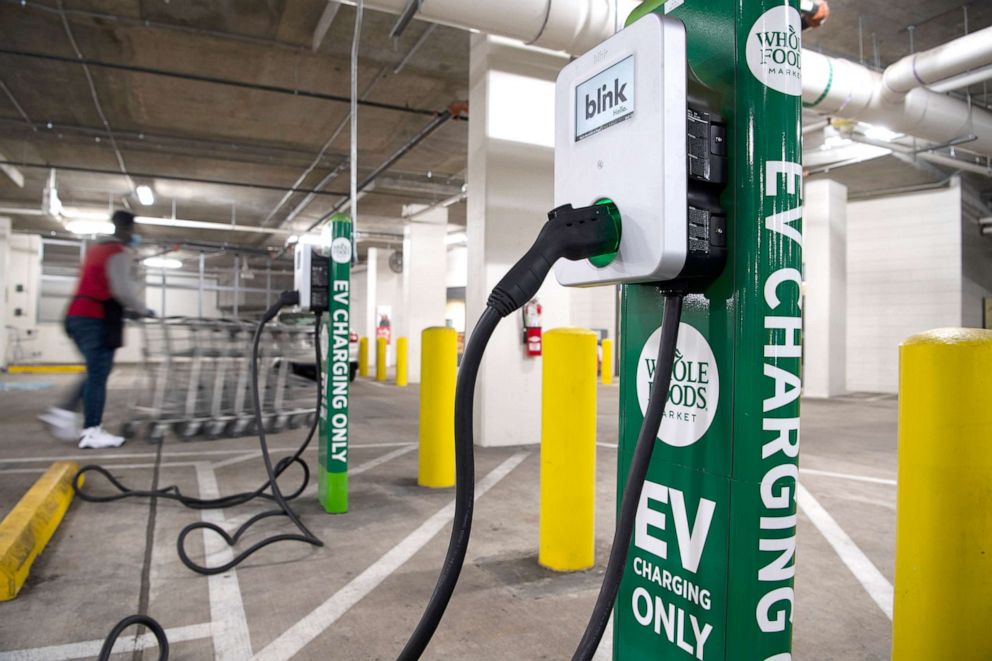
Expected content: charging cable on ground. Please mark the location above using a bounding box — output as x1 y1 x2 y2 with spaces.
97 614 169 661
92 290 323 657
176 290 323 574
398 202 622 660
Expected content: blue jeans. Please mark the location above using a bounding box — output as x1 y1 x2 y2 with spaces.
63 316 117 428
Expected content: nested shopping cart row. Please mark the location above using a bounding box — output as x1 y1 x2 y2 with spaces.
121 316 319 442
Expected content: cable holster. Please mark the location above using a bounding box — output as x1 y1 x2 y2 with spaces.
488 203 621 316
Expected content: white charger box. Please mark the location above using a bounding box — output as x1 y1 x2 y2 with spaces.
554 13 687 286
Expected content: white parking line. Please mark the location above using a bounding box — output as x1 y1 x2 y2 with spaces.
796 484 893 619
799 467 896 486
252 451 531 661
195 462 254 660
0 442 415 465
0 622 214 661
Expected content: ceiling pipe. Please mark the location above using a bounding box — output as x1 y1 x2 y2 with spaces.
928 63 992 93
803 49 992 157
0 48 460 121
306 102 466 231
881 25 992 101
337 0 639 53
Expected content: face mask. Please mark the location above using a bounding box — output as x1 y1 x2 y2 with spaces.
128 233 142 248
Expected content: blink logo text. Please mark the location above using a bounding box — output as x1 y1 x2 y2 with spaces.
585 79 629 119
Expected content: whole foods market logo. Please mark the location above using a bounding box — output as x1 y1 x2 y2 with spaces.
746 5 802 96
331 236 352 264
636 323 719 447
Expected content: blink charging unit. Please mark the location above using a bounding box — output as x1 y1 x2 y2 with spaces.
554 12 727 289
294 243 331 313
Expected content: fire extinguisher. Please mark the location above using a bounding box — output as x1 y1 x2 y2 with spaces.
522 299 543 357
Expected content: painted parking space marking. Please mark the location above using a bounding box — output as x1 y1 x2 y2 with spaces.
0 622 214 661
796 483 893 619
799 467 896 486
252 451 530 661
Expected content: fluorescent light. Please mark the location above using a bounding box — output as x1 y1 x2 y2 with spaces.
487 71 555 148
445 231 467 246
862 124 902 143
135 185 155 206
143 257 182 269
65 219 114 235
286 235 300 244
63 207 110 221
298 233 331 247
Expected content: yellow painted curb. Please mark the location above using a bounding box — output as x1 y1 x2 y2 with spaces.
0 461 81 601
7 365 85 374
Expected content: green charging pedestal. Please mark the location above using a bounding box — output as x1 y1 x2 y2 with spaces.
319 213 353 513
615 1 802 659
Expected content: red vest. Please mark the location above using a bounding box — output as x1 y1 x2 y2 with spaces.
66 241 127 319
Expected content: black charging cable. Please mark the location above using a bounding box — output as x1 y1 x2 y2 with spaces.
176 290 323 574
74 291 323 574
97 614 169 661
572 289 684 661
398 203 621 660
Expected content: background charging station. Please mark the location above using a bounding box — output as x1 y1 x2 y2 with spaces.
319 212 353 514
598 2 802 658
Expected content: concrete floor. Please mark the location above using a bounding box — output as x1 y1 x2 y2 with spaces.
0 372 897 660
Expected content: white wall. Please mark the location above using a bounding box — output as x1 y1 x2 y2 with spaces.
351 268 368 338
961 180 992 328
846 180 963 393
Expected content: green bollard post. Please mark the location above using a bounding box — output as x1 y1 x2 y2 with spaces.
319 213 353 514
614 1 802 659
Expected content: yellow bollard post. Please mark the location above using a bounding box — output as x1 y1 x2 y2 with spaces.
396 337 408 387
358 337 369 377
893 328 992 660
376 337 388 382
418 327 456 488
601 337 614 385
540 327 597 571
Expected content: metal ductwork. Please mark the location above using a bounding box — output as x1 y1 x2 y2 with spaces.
338 0 640 54
341 0 992 158
803 25 992 157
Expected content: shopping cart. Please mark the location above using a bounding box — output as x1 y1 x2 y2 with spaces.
120 314 319 443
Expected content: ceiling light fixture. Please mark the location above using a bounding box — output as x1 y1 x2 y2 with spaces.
135 185 155 206
143 257 182 270
65 219 115 235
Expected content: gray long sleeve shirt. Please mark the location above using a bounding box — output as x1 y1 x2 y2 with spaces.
103 241 147 313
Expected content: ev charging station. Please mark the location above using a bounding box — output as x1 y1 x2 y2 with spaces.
555 2 803 659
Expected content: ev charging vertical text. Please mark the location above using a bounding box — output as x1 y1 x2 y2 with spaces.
329 279 350 468
757 159 803 657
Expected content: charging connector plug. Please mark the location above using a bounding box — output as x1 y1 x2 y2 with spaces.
488 202 621 317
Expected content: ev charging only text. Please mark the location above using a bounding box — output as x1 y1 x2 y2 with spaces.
329 279 350 465
631 480 716 659
757 160 803 655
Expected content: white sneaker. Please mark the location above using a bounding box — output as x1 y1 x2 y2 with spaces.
78 426 126 449
38 407 82 443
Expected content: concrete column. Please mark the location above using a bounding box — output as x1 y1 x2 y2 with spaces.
400 204 448 383
364 247 379 350
366 245 403 367
0 217 10 370
803 179 847 398
466 35 573 447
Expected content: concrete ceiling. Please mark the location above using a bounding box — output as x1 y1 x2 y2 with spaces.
0 0 469 262
0 0 990 266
